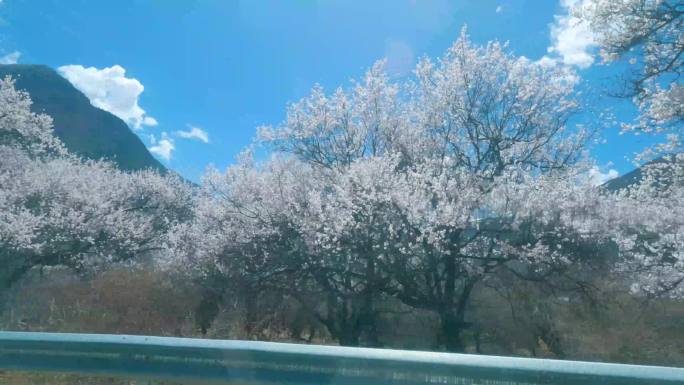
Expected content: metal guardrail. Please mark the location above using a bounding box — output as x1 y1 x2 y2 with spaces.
0 332 683 384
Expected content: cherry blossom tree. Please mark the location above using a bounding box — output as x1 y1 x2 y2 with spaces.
258 60 404 168
573 1 684 297
0 77 193 291
602 154 684 298
175 29 680 350
0 76 66 157
408 29 585 175
293 155 412 346
167 152 313 336
576 0 683 158
252 30 599 350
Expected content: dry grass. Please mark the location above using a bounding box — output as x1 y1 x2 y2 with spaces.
1 267 199 336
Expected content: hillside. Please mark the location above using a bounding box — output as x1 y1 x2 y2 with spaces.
0 64 164 172
604 165 644 191
604 156 681 191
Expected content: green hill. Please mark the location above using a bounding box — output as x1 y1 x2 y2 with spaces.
0 64 164 172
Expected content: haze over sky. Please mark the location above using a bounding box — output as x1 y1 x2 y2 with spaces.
0 0 658 182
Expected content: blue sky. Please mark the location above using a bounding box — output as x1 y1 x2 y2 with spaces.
0 0 657 181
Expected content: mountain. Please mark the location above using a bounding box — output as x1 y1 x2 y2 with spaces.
604 156 681 191
603 165 644 191
0 64 164 172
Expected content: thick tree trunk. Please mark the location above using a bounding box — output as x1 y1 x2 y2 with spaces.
439 275 477 352
243 287 259 336
321 312 363 346
337 324 362 346
439 309 471 352
194 286 223 336
319 293 366 347
359 312 380 347
360 253 380 347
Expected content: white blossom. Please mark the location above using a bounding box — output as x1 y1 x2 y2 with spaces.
0 77 192 283
575 0 683 158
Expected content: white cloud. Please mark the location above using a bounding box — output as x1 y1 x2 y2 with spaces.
546 0 596 69
148 132 174 161
588 166 619 186
535 55 559 68
384 39 415 77
175 125 209 143
495 5 503 13
0 51 20 64
518 54 580 86
57 64 157 129
143 116 158 126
